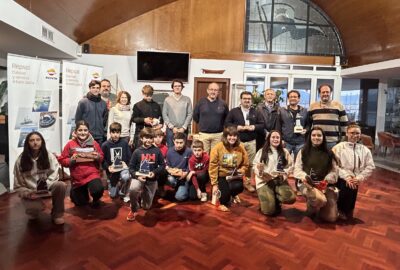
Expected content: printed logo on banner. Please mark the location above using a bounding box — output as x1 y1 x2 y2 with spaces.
46 68 58 80
92 72 100 79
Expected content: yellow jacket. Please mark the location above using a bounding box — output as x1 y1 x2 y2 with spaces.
209 142 249 185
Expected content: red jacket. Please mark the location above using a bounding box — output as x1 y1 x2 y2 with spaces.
156 143 168 158
58 139 104 187
189 152 209 173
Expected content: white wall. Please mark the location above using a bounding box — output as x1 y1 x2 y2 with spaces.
73 54 246 105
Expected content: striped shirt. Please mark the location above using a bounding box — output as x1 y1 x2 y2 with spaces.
308 100 348 143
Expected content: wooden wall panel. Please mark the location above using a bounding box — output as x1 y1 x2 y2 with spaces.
85 0 333 65
313 0 400 67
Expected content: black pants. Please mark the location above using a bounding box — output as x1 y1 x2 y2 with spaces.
191 171 209 192
337 178 358 216
218 177 244 206
70 178 104 206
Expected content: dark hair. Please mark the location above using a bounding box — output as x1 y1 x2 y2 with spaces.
171 79 184 89
75 120 89 131
173 132 187 141
192 140 204 150
260 130 287 166
240 91 252 99
116 91 131 105
222 126 240 148
100 79 111 85
88 80 101 88
109 122 122 133
287 90 300 98
318 84 333 93
140 127 155 139
301 127 336 171
20 131 50 172
142 85 154 96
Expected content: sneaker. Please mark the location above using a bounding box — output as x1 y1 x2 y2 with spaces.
123 195 130 203
233 195 241 204
217 205 230 212
243 178 255 193
196 189 202 199
200 192 207 202
338 211 348 221
53 217 65 225
126 211 137 221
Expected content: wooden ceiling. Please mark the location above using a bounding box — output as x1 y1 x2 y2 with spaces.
15 0 400 67
15 0 179 44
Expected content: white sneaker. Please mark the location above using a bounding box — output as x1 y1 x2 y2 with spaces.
233 195 241 204
53 217 65 225
123 195 130 203
200 192 207 202
197 189 202 199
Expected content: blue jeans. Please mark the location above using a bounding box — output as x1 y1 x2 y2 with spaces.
166 175 196 201
285 142 304 160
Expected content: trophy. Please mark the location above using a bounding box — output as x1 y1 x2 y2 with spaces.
113 156 123 169
34 177 51 198
294 114 304 134
136 159 151 177
276 156 285 172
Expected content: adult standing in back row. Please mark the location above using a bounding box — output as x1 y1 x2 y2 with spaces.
162 79 193 147
75 80 108 145
193 82 229 154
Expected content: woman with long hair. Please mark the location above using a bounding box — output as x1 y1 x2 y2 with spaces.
58 120 104 207
332 123 375 220
107 90 134 145
14 131 66 224
253 130 296 216
294 127 339 222
209 126 249 212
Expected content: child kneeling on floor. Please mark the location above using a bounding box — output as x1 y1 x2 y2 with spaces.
187 140 210 202
127 127 165 221
101 122 132 199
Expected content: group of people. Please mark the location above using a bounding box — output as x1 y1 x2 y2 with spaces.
13 79 375 225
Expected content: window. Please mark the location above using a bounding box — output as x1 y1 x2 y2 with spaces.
245 0 344 56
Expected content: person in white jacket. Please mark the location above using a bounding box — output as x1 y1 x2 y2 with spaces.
332 123 375 220
14 131 66 225
253 130 296 216
294 127 339 222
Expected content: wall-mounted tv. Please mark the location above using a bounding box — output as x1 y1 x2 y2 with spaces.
137 51 190 82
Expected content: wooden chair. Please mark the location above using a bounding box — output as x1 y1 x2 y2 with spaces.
377 132 400 159
360 134 374 153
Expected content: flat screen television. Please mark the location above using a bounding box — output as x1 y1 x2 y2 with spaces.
137 51 190 82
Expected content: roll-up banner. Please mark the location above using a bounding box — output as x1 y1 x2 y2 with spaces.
61 61 103 149
7 54 61 190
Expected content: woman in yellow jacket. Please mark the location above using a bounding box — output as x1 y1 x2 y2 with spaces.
209 126 249 212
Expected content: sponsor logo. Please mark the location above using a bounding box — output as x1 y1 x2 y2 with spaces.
46 68 58 80
92 72 100 79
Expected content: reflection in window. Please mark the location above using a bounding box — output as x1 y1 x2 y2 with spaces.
385 87 400 134
293 78 311 108
245 0 344 56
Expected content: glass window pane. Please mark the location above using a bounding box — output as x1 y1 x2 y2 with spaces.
307 26 342 55
271 77 288 106
274 0 308 23
309 8 330 25
247 23 270 52
246 76 265 94
293 78 311 108
385 87 400 134
271 23 307 54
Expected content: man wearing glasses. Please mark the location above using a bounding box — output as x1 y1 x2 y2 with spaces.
162 79 193 147
225 91 264 192
193 82 229 154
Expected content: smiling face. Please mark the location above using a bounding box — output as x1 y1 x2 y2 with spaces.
100 80 111 98
288 91 300 107
240 93 252 109
141 136 154 148
269 131 281 148
347 126 361 144
264 89 276 104
76 124 90 141
319 85 332 103
28 134 42 153
310 129 324 147
227 134 238 146
207 83 220 100
89 84 101 96
119 93 128 105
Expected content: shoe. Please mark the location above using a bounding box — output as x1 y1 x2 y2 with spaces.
200 192 207 202
338 211 348 221
217 205 230 212
233 195 241 204
126 211 137 221
53 217 65 225
197 189 202 199
123 196 130 203
109 186 118 198
243 178 255 193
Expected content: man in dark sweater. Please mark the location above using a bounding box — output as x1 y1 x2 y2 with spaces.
75 80 108 145
127 127 165 221
193 82 229 154
130 85 163 148
225 91 264 192
101 122 132 198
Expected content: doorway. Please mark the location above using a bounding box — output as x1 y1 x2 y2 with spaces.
193 77 230 134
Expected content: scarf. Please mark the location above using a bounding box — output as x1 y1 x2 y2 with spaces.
116 103 130 111
87 92 101 102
